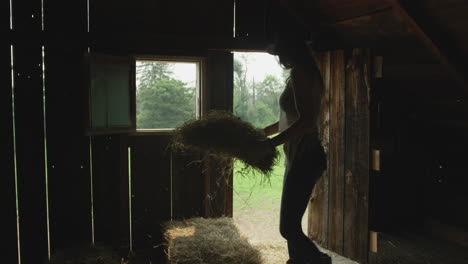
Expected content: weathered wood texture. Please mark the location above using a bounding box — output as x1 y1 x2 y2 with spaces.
309 49 370 263
1 35 18 264
308 51 331 246
309 50 347 254
328 50 346 254
203 51 234 217
343 48 370 263
128 135 171 262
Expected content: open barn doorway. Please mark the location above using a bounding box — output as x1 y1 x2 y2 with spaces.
231 52 309 243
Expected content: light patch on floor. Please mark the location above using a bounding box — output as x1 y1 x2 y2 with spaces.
250 240 359 264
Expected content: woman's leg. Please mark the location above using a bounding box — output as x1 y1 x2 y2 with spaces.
280 141 326 261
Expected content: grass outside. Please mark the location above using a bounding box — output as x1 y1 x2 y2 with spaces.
233 147 285 211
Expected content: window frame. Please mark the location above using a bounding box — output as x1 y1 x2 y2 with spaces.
84 53 137 136
84 53 206 136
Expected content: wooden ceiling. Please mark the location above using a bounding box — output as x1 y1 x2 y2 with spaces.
279 0 468 124
283 0 468 104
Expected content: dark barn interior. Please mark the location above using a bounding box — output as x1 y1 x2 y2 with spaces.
2 0 468 263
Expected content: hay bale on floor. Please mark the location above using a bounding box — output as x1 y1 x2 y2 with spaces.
164 217 264 264
172 110 279 178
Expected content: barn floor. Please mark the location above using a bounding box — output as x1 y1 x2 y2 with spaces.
245 232 468 264
234 205 358 264
251 240 358 264
234 205 468 264
376 231 468 264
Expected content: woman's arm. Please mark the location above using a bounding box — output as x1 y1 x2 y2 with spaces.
268 65 323 147
263 121 279 137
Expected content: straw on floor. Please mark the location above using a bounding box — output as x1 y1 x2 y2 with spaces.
164 217 264 264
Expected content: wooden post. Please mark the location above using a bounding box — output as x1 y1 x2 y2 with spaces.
343 48 370 263
328 50 347 254
203 51 234 217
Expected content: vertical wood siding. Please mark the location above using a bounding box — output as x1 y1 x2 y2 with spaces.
1 2 18 260
309 48 370 264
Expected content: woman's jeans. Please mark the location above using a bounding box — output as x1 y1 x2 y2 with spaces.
280 134 327 261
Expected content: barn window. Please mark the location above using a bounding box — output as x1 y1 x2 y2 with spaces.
84 54 204 135
135 58 202 131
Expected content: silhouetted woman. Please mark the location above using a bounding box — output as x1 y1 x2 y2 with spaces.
257 33 331 264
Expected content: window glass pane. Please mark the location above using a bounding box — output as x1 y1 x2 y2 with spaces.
107 65 132 127
90 61 132 128
136 61 198 130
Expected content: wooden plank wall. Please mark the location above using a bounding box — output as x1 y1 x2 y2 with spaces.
343 48 370 262
5 0 92 263
328 50 346 254
1 1 18 262
43 0 91 251
91 136 123 247
87 1 235 261
12 0 49 262
4 0 240 262
128 135 172 262
172 151 204 219
309 48 370 264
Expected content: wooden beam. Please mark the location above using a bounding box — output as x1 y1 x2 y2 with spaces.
343 48 370 264
328 50 346 254
386 0 467 93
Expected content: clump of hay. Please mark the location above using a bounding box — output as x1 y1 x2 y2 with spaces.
172 111 279 178
47 244 126 264
251 240 289 264
163 217 264 264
